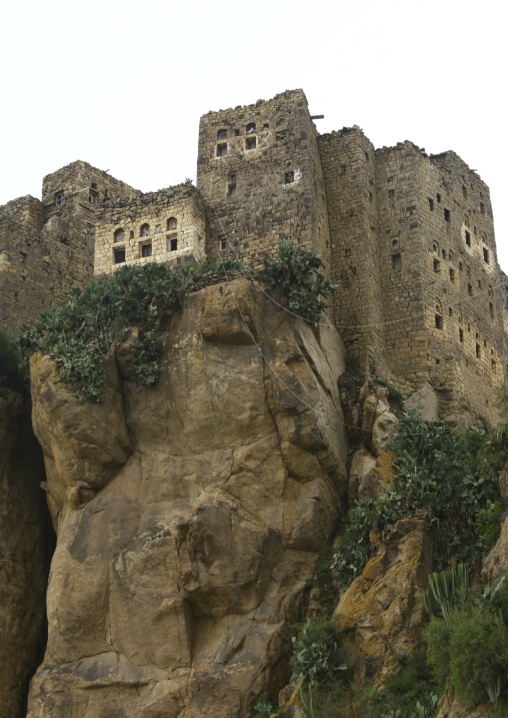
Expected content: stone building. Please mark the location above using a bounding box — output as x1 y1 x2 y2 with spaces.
1 89 506 422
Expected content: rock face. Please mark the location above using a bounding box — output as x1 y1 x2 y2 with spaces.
0 392 52 718
26 278 348 718
334 517 433 689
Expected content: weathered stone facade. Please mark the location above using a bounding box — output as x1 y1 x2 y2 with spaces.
0 161 138 333
1 90 506 422
94 185 207 276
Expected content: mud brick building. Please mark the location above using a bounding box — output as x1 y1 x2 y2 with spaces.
1 89 506 422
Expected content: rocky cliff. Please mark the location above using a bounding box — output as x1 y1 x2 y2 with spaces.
25 278 349 718
0 392 52 718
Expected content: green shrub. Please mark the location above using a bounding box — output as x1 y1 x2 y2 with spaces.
476 500 505 551
444 605 508 704
331 414 507 586
198 256 245 274
290 618 347 717
19 263 195 401
253 693 286 718
263 241 337 324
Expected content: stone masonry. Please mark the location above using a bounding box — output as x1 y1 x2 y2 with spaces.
1 90 507 423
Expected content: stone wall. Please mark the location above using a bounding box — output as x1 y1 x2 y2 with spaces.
196 89 331 275
94 185 207 276
0 196 94 333
42 160 139 224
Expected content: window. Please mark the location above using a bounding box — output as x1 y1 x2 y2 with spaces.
167 217 177 231
141 243 152 258
483 247 489 264
480 202 485 215
465 231 471 247
429 198 434 211
221 237 229 250
449 307 453 317
246 137 256 150
114 228 125 243
246 123 256 134
436 193 441 203
442 249 446 259
170 237 178 252
263 123 269 130
285 171 294 184
277 116 285 126
140 223 150 237
218 129 227 140
433 259 440 273
462 184 468 198
228 176 237 197
435 314 443 329
217 143 227 157
392 253 401 271
89 189 98 205
449 268 455 281
459 328 464 343
489 302 494 319
444 208 450 222
114 247 125 264
55 191 64 206
476 343 481 358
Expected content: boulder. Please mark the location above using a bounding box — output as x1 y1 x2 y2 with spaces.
334 517 433 689
27 278 349 718
404 382 439 423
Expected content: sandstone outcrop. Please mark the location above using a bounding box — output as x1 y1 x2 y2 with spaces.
334 517 432 689
0 392 52 718
26 278 348 718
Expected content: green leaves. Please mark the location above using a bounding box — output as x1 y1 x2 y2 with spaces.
331 413 507 587
263 241 337 323
19 263 196 401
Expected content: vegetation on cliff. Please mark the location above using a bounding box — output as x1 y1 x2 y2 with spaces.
331 413 508 586
18 243 336 402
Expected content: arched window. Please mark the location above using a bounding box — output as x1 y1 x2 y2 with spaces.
218 129 227 140
246 122 256 134
140 223 150 237
114 228 125 243
167 217 177 231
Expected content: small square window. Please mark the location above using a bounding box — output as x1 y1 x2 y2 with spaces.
221 237 229 250
55 191 64 206
89 190 98 205
285 171 294 185
114 247 126 264
141 243 152 258
217 143 227 157
170 238 178 252
246 137 256 150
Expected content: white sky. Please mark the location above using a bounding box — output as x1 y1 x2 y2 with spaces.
1 0 506 269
